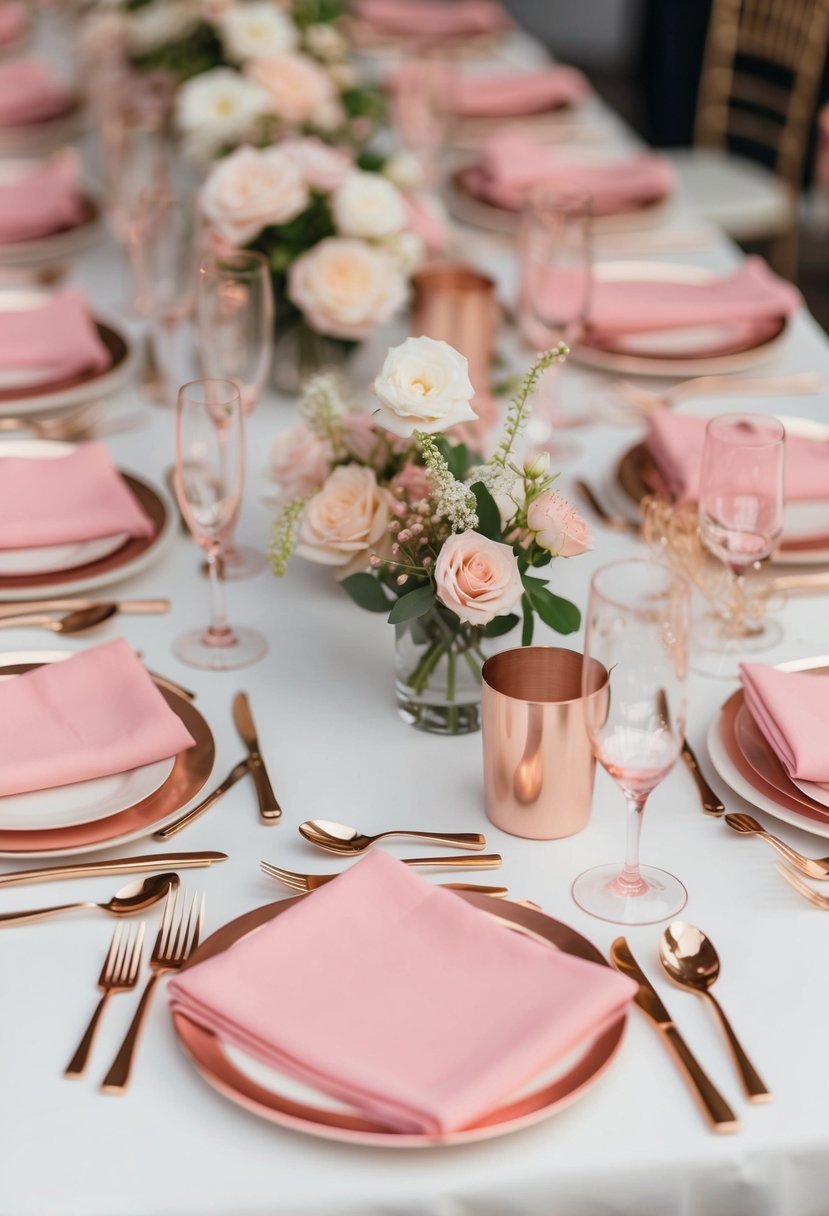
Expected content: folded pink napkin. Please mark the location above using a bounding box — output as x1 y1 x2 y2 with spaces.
0 153 85 244
0 443 154 550
740 663 829 782
0 58 72 127
356 0 510 38
645 409 827 505
0 640 196 797
0 2 28 45
169 851 635 1135
451 66 592 118
470 131 674 214
0 287 111 381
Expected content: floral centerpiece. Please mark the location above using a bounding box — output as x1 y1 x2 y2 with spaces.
79 0 384 162
199 140 445 387
268 337 592 733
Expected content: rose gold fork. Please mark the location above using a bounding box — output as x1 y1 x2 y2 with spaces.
101 887 204 1093
65 921 145 1078
260 856 502 891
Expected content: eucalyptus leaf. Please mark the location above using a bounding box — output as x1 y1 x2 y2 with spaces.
387 585 436 624
482 613 519 639
339 573 392 613
470 482 502 540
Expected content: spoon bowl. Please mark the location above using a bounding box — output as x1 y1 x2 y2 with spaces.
659 921 771 1102
299 818 485 855
0 603 118 635
0 871 178 927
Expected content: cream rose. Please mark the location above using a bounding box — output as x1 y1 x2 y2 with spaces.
296 465 390 571
332 170 408 240
288 238 407 341
280 137 351 191
527 491 593 557
372 336 477 438
434 532 523 626
218 3 297 61
245 52 338 126
303 21 348 61
269 422 333 502
200 145 309 246
176 68 271 154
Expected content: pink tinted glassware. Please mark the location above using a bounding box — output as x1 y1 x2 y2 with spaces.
572 559 690 925
697 412 785 667
174 379 267 671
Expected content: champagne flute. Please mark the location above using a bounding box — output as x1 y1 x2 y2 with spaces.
195 250 274 579
391 47 454 188
518 186 592 450
174 379 268 671
572 559 690 925
696 412 785 668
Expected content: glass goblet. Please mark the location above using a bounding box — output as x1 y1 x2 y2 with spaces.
572 558 690 925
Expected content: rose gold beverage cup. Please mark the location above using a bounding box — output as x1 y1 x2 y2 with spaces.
411 262 498 398
481 646 609 840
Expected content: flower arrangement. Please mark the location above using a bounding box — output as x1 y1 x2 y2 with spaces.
268 337 592 733
79 0 383 162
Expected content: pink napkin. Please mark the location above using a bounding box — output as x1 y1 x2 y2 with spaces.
644 409 827 505
0 2 28 45
0 58 72 127
0 287 111 381
470 131 674 214
0 153 85 244
0 640 196 797
169 851 635 1135
451 66 592 118
0 443 154 549
357 0 510 38
740 663 829 782
404 192 451 254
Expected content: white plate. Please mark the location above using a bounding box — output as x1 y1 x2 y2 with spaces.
572 262 790 377
0 757 174 831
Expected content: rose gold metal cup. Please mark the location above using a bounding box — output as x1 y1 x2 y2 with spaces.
411 262 498 398
481 646 609 840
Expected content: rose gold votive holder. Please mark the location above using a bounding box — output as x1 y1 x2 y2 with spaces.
481 647 609 840
411 262 498 396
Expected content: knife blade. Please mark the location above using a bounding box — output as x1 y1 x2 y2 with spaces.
0 598 170 619
0 851 227 888
682 741 725 816
610 937 740 1133
233 692 281 822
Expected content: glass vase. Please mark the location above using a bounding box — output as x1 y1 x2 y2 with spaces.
272 320 356 395
394 606 492 735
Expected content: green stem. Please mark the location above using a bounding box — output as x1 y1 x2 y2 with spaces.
408 636 449 695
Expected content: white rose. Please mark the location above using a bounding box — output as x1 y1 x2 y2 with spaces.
270 422 333 502
372 336 477 438
279 136 351 191
176 68 271 150
296 465 390 572
303 21 348 61
332 170 408 240
434 532 523 626
218 2 297 60
385 229 425 274
245 52 337 126
200 145 309 246
383 151 424 191
288 238 407 341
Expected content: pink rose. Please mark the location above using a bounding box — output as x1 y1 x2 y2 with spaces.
280 137 352 191
527 491 592 557
245 52 339 127
296 464 390 574
200 145 308 246
340 411 382 464
288 238 407 340
434 531 523 626
390 461 432 505
269 422 333 502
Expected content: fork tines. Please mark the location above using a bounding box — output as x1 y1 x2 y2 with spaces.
156 886 205 962
260 861 305 890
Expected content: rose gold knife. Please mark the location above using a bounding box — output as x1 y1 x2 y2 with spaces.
0 599 170 619
233 691 281 822
0 851 227 888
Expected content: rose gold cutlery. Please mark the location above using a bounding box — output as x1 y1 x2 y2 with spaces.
102 886 205 1093
0 604 117 634
0 872 177 927
0 399 101 440
261 855 503 890
775 862 829 907
0 851 226 889
574 479 640 534
682 741 725 816
0 598 170 619
725 812 829 879
299 818 486 855
65 922 145 1078
154 759 251 840
267 867 509 896
610 937 740 1133
659 922 770 1102
615 372 823 416
233 692 281 823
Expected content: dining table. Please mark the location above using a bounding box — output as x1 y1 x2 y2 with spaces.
3 15 829 1216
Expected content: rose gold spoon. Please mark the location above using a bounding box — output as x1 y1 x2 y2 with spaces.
299 818 485 855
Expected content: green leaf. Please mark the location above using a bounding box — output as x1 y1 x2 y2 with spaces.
339 573 392 613
482 613 519 639
433 436 474 481
522 575 581 635
470 482 501 540
521 594 534 646
387 585 436 624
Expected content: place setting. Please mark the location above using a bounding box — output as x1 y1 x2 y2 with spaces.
0 150 100 267
0 54 84 154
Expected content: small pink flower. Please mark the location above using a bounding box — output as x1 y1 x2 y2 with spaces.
269 422 333 502
527 491 592 557
390 460 432 506
434 532 523 626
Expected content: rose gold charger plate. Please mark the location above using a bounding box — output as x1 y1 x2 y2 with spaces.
0 650 214 856
171 892 628 1148
707 657 829 839
0 98 85 156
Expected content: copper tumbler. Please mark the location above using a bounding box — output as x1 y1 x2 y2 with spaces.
481 647 609 840
411 262 498 397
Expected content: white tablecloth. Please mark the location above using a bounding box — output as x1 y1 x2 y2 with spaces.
4 21 829 1216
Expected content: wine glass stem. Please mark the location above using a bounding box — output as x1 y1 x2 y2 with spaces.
619 792 648 894
205 546 234 647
